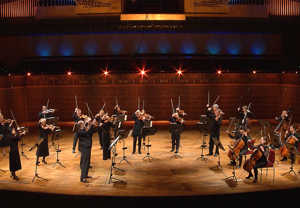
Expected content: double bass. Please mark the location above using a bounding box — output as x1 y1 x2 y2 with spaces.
227 138 245 161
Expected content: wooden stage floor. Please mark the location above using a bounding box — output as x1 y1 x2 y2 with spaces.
1 126 300 197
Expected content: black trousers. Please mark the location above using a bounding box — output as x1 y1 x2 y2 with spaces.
249 158 267 179
72 132 79 150
98 129 103 148
171 132 180 152
102 136 111 160
133 135 142 153
209 134 219 155
80 148 91 179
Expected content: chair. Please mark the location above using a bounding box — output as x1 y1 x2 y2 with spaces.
259 149 276 184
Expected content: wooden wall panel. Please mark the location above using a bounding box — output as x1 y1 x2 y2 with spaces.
0 73 300 122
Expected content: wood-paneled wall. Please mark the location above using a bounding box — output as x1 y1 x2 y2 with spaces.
0 73 300 122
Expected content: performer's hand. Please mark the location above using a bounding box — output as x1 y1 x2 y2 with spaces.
225 130 229 134
206 104 209 108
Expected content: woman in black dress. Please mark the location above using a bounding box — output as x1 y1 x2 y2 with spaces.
7 127 25 180
0 114 14 156
36 118 55 165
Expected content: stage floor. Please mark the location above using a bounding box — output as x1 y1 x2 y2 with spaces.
0 126 300 197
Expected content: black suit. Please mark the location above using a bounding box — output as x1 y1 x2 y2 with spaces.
72 112 83 151
0 123 10 147
207 109 222 155
169 117 183 153
132 113 144 153
102 121 113 160
78 127 96 180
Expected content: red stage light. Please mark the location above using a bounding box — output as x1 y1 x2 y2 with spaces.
103 70 109 76
217 70 222 75
176 69 183 77
27 72 31 77
67 71 72 76
252 70 257 74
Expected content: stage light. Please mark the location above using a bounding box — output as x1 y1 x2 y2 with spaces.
252 70 257 74
67 71 72 76
103 70 109 76
27 72 31 77
177 69 183 76
281 71 286 74
217 70 222 75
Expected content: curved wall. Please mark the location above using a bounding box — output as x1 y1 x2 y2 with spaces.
0 73 299 122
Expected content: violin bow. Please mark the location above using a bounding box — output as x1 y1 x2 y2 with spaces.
178 96 181 109
213 95 220 105
208 91 210 106
171 98 175 114
115 96 118 107
142 100 144 111
101 102 106 111
10 109 19 128
75 95 78 109
46 98 50 109
138 96 140 110
85 103 94 119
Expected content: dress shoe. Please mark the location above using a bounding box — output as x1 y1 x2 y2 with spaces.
214 153 219 157
206 153 213 156
42 160 47 164
246 173 253 179
138 151 142 154
281 157 287 161
253 178 258 183
80 178 88 183
89 166 92 169
36 161 40 166
72 149 75 153
175 151 178 154
170 149 175 152
132 152 136 154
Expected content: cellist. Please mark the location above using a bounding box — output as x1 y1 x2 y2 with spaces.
280 125 299 163
244 137 269 183
227 127 252 168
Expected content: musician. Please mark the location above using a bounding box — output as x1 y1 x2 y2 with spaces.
227 127 252 168
95 109 105 150
132 110 144 154
72 108 85 153
38 105 55 119
274 110 290 146
169 112 183 153
101 114 113 160
7 127 25 180
77 118 98 183
280 125 299 162
113 104 127 116
237 105 252 129
0 114 14 155
206 104 223 156
36 118 55 165
245 137 269 183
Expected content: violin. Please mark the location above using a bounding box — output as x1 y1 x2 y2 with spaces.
42 109 56 114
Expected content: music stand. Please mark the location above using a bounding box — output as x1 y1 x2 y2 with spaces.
169 123 183 159
282 146 297 176
119 130 132 165
211 137 225 170
107 130 129 184
32 148 48 183
19 134 29 160
196 117 208 161
224 149 242 182
142 127 157 162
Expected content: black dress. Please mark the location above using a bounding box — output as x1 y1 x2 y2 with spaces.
0 123 10 147
7 134 22 172
102 121 113 160
36 125 51 157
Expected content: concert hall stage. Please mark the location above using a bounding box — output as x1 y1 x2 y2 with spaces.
1 126 300 199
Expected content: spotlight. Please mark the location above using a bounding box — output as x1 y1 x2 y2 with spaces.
281 71 286 74
296 71 299 74
252 70 257 74
27 72 31 77
217 70 222 75
176 68 183 77
138 66 148 78
67 71 72 76
103 70 109 76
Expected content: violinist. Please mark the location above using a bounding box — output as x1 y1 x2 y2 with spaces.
38 105 55 119
169 112 184 153
100 114 113 160
206 104 223 157
140 109 153 143
0 113 14 156
95 109 105 150
273 110 290 147
176 107 187 118
113 104 127 116
227 127 252 168
36 118 56 165
237 105 252 129
280 125 299 163
77 118 98 183
72 108 86 153
244 137 269 183
132 110 144 154
7 127 25 180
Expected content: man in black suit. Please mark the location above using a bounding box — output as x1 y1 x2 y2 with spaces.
77 118 97 183
132 110 144 154
169 112 183 153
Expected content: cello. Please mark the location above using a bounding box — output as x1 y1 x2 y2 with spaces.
243 145 264 173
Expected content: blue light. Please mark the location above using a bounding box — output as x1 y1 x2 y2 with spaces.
227 42 240 55
110 40 123 54
157 40 171 54
60 42 73 56
135 41 148 54
181 41 196 54
207 40 221 55
251 41 265 55
84 41 98 55
36 41 51 57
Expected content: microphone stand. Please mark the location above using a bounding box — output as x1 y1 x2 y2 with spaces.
20 135 29 160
